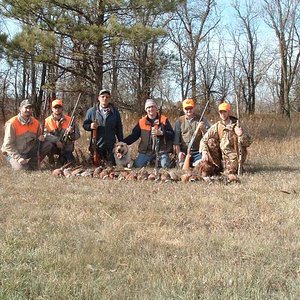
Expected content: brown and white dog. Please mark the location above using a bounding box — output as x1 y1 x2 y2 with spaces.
113 141 133 168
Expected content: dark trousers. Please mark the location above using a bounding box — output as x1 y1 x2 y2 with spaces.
49 144 75 165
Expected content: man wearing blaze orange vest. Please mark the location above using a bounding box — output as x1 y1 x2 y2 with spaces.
124 99 174 168
45 99 81 165
1 99 53 170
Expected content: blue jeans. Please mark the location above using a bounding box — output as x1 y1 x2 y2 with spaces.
134 153 171 168
190 150 202 164
178 150 202 168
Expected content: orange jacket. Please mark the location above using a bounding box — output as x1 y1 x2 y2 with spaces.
45 114 71 132
1 115 40 160
138 115 173 154
44 114 80 151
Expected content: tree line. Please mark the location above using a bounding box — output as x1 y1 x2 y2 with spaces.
0 0 299 122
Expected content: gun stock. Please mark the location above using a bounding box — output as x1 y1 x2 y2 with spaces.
92 103 100 167
92 126 100 167
182 100 210 171
154 101 163 176
182 150 191 171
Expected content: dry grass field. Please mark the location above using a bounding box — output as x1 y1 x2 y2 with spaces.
0 113 299 299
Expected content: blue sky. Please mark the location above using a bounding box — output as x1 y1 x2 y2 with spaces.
1 17 20 37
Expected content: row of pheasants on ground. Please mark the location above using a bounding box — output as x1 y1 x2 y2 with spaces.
51 164 239 183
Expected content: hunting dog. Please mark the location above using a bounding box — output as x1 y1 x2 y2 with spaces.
113 141 133 168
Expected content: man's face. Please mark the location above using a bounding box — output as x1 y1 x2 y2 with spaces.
52 105 63 117
219 110 230 122
98 93 110 107
184 107 194 119
146 105 158 119
19 105 33 118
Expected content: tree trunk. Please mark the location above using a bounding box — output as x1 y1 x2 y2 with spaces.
111 43 118 105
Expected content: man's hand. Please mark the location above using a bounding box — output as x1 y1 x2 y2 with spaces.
178 151 185 161
201 151 209 162
234 126 243 137
151 127 163 136
18 157 28 165
65 126 74 135
91 122 98 130
199 121 206 133
38 135 45 142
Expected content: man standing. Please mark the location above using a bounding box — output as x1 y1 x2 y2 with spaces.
1 99 52 170
173 98 209 168
45 99 81 165
124 99 174 168
83 89 123 166
200 102 252 175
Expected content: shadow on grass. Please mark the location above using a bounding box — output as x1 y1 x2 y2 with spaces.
246 163 300 174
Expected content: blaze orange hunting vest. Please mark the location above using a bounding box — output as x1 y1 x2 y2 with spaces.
138 115 172 154
8 116 39 136
45 115 71 132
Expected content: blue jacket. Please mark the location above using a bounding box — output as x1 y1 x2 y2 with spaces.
83 104 123 153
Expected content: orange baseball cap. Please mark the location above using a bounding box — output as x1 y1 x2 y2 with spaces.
218 102 231 112
182 98 195 109
52 99 63 108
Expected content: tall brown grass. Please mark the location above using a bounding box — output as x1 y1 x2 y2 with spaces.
0 113 299 299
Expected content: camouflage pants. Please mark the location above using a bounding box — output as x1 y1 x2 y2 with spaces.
207 138 247 175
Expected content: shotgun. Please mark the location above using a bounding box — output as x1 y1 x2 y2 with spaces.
92 125 100 167
154 101 163 176
235 95 243 175
182 99 210 171
61 93 81 142
92 104 100 167
37 95 49 170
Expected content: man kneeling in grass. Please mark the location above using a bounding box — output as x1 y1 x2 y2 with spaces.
1 100 52 170
199 102 252 176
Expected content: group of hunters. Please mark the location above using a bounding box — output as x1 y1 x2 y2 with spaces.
1 89 252 175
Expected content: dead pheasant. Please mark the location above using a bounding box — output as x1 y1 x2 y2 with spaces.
51 162 72 177
126 170 138 181
160 171 171 183
93 166 103 177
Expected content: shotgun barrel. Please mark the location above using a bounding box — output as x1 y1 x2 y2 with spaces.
61 93 81 142
154 101 163 176
235 95 243 175
37 95 49 170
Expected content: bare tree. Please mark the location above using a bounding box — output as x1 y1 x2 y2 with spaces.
197 34 221 107
263 0 300 117
168 0 219 102
231 0 261 114
0 68 11 122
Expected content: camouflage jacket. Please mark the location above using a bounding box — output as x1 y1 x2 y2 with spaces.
200 116 252 163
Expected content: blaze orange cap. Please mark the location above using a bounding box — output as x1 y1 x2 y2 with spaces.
218 102 231 112
182 98 195 109
52 99 63 108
